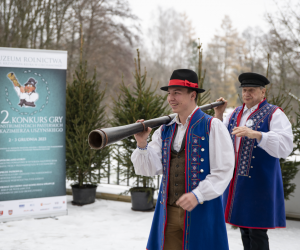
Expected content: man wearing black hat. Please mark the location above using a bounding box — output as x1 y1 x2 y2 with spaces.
131 69 235 250
214 72 293 250
13 77 39 107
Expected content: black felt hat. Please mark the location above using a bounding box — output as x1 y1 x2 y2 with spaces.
238 72 270 88
160 69 205 93
25 78 37 87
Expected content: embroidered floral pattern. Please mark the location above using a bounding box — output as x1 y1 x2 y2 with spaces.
160 124 175 250
238 103 278 176
229 106 243 147
162 138 171 203
190 134 204 189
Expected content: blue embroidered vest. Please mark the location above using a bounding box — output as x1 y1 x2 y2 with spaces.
223 99 286 229
146 108 229 250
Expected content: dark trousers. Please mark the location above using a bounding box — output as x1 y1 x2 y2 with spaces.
240 227 269 250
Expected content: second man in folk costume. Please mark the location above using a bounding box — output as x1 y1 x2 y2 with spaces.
215 72 293 250
131 69 235 250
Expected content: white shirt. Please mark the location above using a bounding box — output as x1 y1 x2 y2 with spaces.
131 107 235 203
223 102 293 159
14 87 39 102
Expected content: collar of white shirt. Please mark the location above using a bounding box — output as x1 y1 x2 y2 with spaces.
242 98 267 114
167 106 199 126
243 103 259 114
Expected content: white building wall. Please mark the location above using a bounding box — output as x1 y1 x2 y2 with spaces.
285 169 300 219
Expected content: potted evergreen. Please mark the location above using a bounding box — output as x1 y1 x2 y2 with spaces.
111 50 169 211
66 40 109 205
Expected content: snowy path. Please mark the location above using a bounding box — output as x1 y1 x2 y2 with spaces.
0 196 299 250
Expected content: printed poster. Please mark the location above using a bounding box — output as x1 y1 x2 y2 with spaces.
0 48 67 221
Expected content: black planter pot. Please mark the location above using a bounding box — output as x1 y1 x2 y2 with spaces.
130 187 155 211
71 184 97 205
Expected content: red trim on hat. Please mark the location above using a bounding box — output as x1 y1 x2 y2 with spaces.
168 79 198 88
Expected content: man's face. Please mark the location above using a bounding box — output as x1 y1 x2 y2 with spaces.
242 87 266 108
25 85 35 93
167 87 196 114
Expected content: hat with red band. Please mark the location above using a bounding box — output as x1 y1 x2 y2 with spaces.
160 69 205 93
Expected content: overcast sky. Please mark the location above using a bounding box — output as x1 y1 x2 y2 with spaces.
128 0 286 48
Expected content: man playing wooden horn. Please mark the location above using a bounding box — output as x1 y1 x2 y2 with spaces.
7 73 39 108
131 69 235 250
214 72 293 250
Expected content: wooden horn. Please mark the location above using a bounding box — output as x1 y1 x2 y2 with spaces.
88 101 224 150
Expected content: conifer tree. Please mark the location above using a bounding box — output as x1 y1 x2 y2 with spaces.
267 93 300 199
265 56 299 199
196 39 215 116
111 50 169 189
66 37 109 187
294 110 300 155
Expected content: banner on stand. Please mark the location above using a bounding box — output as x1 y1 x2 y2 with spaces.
0 47 67 221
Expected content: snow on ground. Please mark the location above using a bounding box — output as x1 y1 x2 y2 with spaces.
0 196 299 250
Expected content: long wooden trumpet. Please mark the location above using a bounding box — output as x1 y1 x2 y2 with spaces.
7 72 21 87
88 101 225 150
